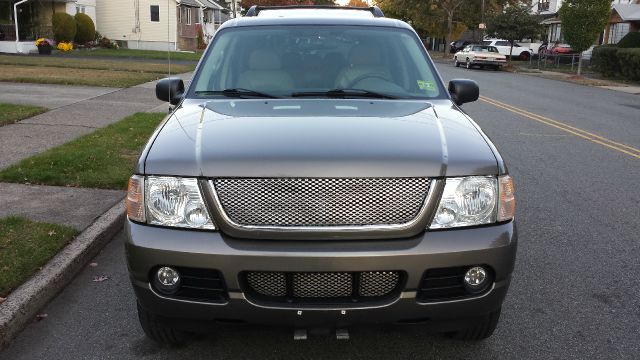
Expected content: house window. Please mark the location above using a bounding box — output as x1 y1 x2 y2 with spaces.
150 5 160 22
76 6 86 14
538 0 549 12
608 23 630 44
186 8 192 25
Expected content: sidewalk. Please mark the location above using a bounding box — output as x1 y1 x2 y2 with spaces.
0 72 192 230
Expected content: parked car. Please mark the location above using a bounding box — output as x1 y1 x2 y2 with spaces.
482 39 533 60
454 45 507 70
581 45 596 61
547 43 574 55
127 5 517 346
449 39 472 53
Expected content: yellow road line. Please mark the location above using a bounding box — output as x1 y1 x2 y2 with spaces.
479 96 640 160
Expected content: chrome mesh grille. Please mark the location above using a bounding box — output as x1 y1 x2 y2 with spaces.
213 178 431 227
359 271 401 297
243 271 402 301
293 272 352 298
246 272 286 297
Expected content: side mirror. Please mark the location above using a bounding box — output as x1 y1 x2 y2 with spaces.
448 79 479 106
156 77 185 105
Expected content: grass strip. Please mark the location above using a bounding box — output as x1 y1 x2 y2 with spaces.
0 216 78 297
0 65 165 88
67 48 203 62
0 112 166 189
0 103 48 127
0 55 195 74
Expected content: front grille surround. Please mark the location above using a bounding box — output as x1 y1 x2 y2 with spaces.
241 271 406 306
212 177 432 228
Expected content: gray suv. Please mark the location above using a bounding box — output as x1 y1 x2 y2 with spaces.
125 5 517 345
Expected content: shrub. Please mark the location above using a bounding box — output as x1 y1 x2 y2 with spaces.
52 12 76 42
616 32 640 49
616 48 640 80
591 45 620 77
99 36 115 49
74 13 96 44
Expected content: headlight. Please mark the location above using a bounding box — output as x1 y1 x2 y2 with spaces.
126 176 215 230
430 176 498 229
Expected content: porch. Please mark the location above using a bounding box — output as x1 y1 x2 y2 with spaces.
0 0 71 53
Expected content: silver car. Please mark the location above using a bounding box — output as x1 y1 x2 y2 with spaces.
125 5 517 345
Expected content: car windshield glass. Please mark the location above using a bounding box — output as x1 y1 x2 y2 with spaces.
191 25 444 99
472 46 499 53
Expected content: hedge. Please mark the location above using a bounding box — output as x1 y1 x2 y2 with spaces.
616 32 640 49
52 12 76 43
74 13 96 44
592 46 640 80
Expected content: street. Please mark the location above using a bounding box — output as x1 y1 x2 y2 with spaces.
1 63 639 360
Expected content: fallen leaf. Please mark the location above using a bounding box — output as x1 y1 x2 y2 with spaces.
0 297 6 304
36 314 48 321
89 262 98 267
48 230 56 237
93 275 109 282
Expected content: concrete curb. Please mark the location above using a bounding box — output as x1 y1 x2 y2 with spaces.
0 199 125 348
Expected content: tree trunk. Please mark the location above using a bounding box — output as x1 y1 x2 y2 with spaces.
577 56 583 76
445 11 453 55
509 42 514 63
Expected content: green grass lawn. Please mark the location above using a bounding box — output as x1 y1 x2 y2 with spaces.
0 55 195 74
68 48 203 62
0 55 195 87
0 216 78 297
0 112 166 189
0 103 48 127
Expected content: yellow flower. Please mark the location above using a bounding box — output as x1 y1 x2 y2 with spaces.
56 42 74 52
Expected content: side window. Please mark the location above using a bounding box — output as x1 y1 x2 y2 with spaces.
150 5 159 22
496 41 510 46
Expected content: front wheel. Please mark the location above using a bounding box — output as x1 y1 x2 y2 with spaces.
454 57 460 67
520 52 530 61
137 303 188 346
466 58 471 69
446 307 501 341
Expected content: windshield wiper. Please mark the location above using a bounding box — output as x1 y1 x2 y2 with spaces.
195 88 278 99
291 88 398 99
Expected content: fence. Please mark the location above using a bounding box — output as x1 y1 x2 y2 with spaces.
527 52 591 73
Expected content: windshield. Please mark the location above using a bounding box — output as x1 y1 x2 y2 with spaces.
472 46 499 53
190 25 444 99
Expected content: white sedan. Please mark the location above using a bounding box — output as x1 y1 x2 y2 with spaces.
454 45 507 70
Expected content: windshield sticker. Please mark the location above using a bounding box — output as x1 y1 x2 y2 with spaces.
417 80 435 91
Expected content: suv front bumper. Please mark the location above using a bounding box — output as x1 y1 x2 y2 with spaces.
126 220 517 329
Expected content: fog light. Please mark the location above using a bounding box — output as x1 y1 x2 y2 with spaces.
154 266 181 295
463 266 488 293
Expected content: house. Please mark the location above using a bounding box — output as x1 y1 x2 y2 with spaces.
96 0 230 52
531 0 638 44
604 3 640 44
0 0 96 54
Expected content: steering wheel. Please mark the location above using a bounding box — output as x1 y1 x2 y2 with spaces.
346 74 392 89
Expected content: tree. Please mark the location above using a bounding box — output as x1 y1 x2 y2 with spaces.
486 4 542 61
347 0 369 7
558 0 611 75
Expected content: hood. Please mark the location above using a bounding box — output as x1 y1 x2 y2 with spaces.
142 99 498 178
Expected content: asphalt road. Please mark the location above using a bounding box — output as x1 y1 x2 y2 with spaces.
1 64 639 360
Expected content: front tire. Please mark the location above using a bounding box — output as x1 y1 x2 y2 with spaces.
454 57 460 67
447 307 501 341
466 58 471 69
520 52 530 61
137 303 187 346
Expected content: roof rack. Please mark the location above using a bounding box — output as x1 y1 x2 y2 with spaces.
245 5 385 18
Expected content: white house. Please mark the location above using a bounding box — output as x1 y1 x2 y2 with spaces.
96 0 229 52
0 0 97 54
